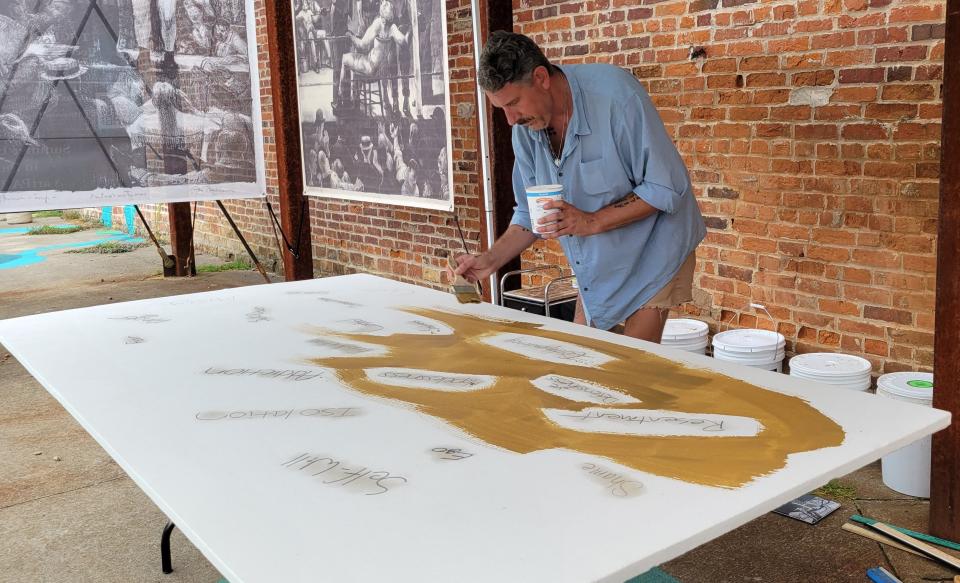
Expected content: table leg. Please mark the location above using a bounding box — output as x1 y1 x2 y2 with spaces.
161 521 176 574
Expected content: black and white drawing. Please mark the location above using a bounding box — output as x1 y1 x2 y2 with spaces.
290 0 453 211
0 0 265 212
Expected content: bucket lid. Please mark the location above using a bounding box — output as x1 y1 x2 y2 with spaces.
877 372 934 400
662 319 709 341
789 352 872 377
712 329 785 353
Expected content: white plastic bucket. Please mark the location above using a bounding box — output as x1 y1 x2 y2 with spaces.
712 329 785 371
877 372 934 497
788 352 873 392
661 318 709 354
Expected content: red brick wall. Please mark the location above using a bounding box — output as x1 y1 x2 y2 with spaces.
515 0 944 374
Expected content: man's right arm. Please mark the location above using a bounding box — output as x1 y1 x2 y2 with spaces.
454 145 538 282
453 224 537 283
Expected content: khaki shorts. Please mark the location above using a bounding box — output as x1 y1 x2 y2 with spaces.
576 251 697 327
641 250 696 310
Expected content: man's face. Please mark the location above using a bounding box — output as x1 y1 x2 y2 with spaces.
485 67 551 129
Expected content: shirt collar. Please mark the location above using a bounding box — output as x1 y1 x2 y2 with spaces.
558 65 591 137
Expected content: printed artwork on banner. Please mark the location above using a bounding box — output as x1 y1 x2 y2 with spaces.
0 0 266 213
290 0 454 211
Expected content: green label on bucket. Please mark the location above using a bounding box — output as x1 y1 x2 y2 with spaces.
907 380 933 389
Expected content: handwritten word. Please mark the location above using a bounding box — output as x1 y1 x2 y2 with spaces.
562 410 726 432
430 447 474 461
196 407 358 421
536 375 638 405
337 319 383 332
366 368 495 391
282 453 406 496
109 314 170 324
246 307 270 322
410 320 443 334
504 337 591 362
204 367 323 381
380 371 484 386
318 297 362 308
123 336 145 344
308 338 373 355
581 463 643 498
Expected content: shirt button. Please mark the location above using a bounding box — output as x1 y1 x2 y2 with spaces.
575 261 580 265
584 287 589 291
559 172 563 177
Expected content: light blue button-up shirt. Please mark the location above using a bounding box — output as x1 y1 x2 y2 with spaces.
510 64 706 331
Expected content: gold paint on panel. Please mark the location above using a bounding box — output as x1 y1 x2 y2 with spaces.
308 309 845 488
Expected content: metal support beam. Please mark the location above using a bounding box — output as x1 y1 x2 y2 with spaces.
264 0 314 281
931 0 960 541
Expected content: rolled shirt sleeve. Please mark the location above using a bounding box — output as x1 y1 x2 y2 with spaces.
615 94 691 215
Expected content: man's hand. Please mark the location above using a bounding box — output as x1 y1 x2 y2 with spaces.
536 200 598 239
450 253 496 284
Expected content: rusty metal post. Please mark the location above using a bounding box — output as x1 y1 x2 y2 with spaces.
264 0 314 280
930 0 960 541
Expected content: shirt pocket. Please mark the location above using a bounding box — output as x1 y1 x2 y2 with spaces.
577 158 611 199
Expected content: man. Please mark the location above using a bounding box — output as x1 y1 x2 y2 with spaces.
387 0 412 115
453 31 706 343
295 0 319 73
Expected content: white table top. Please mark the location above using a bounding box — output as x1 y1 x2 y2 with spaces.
0 274 949 583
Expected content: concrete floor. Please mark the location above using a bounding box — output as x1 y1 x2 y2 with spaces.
1 214 957 583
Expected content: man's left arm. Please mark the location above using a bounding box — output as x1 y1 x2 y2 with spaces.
538 91 689 239
536 192 656 238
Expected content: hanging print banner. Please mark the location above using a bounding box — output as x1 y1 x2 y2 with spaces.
0 0 265 212
290 0 454 211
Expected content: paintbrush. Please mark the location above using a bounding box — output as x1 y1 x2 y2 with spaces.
447 253 482 304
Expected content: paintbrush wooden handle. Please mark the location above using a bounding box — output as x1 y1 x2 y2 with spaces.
871 523 960 571
841 523 924 558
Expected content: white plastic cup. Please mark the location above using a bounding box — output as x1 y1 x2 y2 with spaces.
526 184 563 234
877 372 934 497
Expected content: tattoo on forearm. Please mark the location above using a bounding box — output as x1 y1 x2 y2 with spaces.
611 193 641 208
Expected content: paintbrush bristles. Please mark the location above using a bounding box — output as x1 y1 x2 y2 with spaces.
447 253 482 304
454 289 482 304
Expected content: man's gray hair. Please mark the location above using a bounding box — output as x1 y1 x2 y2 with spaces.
478 31 555 92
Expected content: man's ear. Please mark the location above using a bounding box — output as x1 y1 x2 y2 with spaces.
532 65 551 90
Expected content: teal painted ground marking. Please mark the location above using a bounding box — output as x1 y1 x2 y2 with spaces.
624 567 680 583
101 206 112 227
0 234 144 270
0 225 79 235
124 205 136 235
